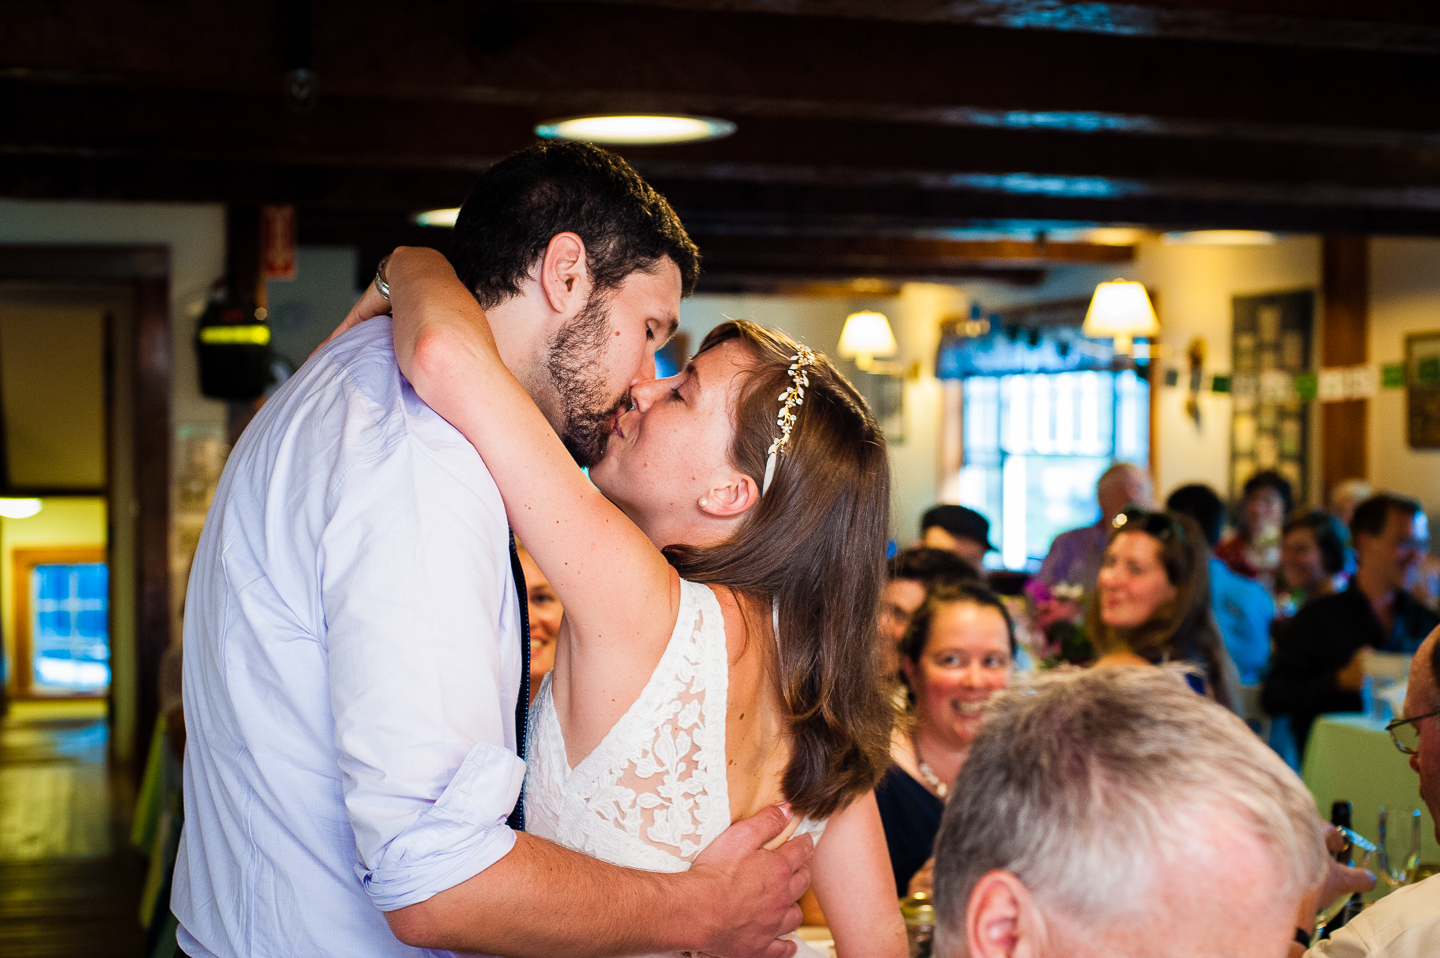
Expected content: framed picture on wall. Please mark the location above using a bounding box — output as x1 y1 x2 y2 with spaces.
1406 331 1440 448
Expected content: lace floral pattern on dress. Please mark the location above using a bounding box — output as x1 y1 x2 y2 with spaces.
525 580 732 872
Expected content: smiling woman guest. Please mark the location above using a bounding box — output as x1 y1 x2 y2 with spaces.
516 543 563 704
1091 508 1238 709
877 582 1016 897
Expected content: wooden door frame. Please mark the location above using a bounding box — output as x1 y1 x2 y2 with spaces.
12 546 109 697
0 245 170 761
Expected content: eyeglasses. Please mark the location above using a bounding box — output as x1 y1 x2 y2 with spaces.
1386 709 1440 755
1111 508 1186 544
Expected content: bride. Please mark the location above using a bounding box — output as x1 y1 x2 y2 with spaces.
336 246 906 957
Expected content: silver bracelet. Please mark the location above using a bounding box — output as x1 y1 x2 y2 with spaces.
373 255 392 300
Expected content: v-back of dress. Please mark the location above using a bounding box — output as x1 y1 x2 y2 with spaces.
526 579 825 872
526 579 734 871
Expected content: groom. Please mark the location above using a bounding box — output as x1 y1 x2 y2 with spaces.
173 142 812 958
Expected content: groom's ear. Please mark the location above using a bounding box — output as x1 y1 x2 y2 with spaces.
539 232 588 314
699 469 759 520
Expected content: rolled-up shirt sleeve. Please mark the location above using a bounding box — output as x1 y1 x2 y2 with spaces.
320 411 524 912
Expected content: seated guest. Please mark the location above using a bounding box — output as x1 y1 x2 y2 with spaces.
1304 625 1440 956
878 582 1015 898
1038 461 1153 596
928 667 1340 958
516 543 563 704
1330 478 1373 529
1167 483 1275 688
880 547 980 676
1264 494 1440 755
920 505 995 572
1277 511 1349 618
1089 508 1238 709
1217 469 1293 591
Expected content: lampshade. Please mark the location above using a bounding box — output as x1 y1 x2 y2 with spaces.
1082 280 1159 355
838 311 898 369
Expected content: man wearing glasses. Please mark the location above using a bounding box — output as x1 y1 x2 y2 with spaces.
1306 628 1440 955
1266 495 1439 757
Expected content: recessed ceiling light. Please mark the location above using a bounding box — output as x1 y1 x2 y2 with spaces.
415 208 461 228
534 114 736 146
1161 230 1277 246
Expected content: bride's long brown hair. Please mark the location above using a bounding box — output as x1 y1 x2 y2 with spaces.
663 320 895 819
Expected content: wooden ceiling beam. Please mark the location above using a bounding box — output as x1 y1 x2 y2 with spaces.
692 235 1133 273
12 78 1440 195
536 0 1440 52
6 1 1440 143
12 150 1440 238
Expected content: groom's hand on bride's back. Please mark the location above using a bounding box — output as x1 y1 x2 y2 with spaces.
687 803 814 958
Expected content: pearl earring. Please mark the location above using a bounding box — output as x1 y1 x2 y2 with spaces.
699 497 709 508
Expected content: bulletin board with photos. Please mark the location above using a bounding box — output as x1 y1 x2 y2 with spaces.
1230 291 1313 501
1407 331 1440 449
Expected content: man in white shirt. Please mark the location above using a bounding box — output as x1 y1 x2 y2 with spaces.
1304 627 1440 957
173 142 811 958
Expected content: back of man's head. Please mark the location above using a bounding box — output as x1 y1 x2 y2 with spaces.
1166 483 1226 550
450 141 700 309
931 667 1327 956
888 547 980 586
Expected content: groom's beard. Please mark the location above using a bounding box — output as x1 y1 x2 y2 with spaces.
546 289 628 468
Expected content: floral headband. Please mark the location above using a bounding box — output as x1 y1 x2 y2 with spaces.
761 346 815 494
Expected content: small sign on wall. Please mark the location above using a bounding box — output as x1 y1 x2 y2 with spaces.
1407 331 1440 449
262 205 297 281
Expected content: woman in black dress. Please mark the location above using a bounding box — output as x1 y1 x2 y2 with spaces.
877 581 1016 896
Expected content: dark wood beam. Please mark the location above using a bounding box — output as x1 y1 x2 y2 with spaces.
1321 236 1369 502
6 1 1440 145
13 79 1440 198
540 1 1440 52
694 235 1132 274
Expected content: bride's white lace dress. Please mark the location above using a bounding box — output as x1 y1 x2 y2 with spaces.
526 578 826 954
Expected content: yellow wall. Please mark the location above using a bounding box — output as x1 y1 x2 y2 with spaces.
1 497 108 692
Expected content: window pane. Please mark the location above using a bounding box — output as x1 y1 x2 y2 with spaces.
958 366 1150 570
30 562 109 693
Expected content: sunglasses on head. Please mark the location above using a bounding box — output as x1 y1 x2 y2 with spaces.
1112 508 1186 543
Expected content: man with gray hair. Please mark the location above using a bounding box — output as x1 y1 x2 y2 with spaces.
931 666 1334 958
1037 462 1152 596
1304 625 1440 955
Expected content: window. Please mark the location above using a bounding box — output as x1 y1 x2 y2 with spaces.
14 548 109 695
960 370 1149 570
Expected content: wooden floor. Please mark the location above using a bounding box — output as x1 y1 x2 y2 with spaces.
0 699 146 958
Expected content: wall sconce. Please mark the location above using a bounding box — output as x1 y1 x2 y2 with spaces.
1082 279 1159 357
839 310 916 376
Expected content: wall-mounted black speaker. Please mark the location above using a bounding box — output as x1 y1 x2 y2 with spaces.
196 303 273 400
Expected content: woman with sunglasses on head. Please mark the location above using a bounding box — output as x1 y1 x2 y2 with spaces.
1090 508 1239 709
334 248 906 958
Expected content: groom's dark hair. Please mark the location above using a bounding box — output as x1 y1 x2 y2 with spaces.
450 141 700 309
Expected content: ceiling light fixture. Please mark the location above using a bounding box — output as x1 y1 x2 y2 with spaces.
415 208 461 228
534 114 736 146
1161 230 1277 246
1082 280 1159 357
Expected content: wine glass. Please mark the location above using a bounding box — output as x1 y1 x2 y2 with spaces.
1377 806 1423 887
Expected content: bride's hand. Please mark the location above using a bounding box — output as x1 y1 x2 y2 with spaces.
317 247 501 400
313 260 396 356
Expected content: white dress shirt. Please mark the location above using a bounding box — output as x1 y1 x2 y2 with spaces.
173 319 526 958
1309 874 1440 957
